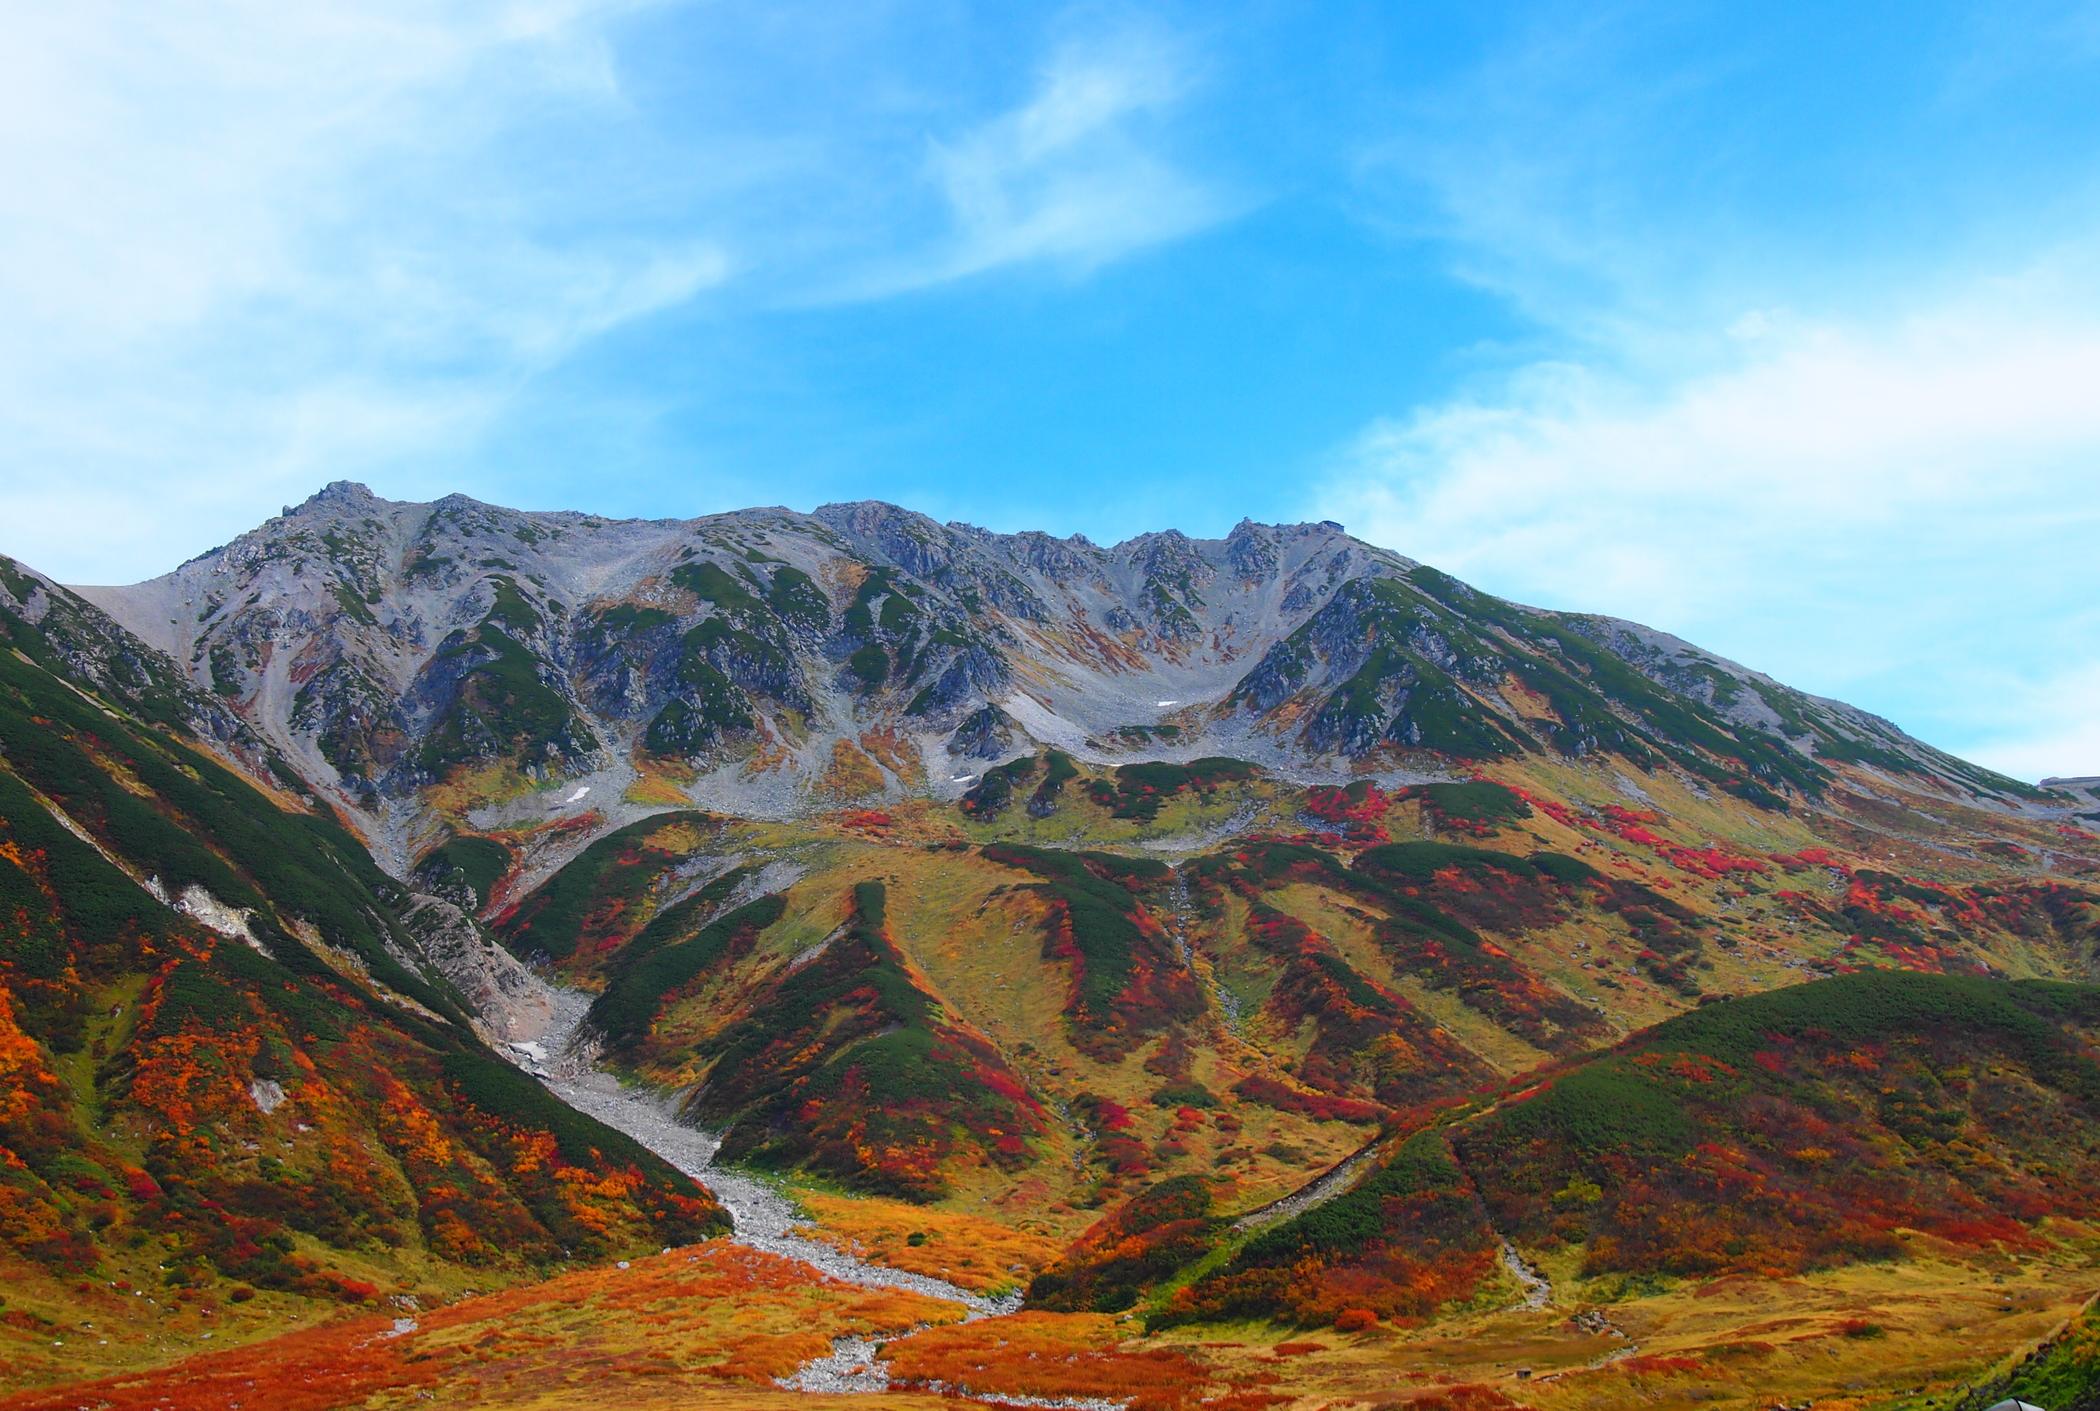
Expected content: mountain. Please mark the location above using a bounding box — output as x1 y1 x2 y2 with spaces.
76 483 2045 879
6 487 2100 1410
436 768 2094 1245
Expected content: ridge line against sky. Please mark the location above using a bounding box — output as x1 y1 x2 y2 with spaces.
1 1 2096 779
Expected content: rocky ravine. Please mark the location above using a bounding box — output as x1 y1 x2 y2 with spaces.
529 984 1011 1316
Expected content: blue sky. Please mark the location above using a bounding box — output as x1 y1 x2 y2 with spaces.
2 1 2097 779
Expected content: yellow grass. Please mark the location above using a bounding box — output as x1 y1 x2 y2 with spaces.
797 1190 1062 1294
816 738 884 800
622 772 693 807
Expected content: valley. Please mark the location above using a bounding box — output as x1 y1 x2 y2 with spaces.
2 493 2098 1409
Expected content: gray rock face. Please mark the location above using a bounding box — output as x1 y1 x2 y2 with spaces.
55 484 2053 878
947 703 1021 760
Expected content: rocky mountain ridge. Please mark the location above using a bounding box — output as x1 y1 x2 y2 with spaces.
53 482 2053 877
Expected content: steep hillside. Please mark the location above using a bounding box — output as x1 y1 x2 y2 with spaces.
29 970 2100 1411
0 567 723 1390
7 489 2100 1411
423 748 2096 1230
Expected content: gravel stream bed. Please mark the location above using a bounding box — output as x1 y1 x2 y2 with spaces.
526 987 1136 1404
1230 1135 1381 1233
1163 862 1241 1032
1498 1238 1553 1310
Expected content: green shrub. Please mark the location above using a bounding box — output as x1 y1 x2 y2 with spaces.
847 643 889 689
419 834 509 909
1414 781 1532 826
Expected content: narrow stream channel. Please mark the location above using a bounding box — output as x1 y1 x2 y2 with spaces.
516 987 1132 1400
1163 861 1241 1031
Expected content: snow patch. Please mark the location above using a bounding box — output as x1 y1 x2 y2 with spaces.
147 878 267 952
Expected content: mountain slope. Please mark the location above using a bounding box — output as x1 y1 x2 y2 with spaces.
7 489 2100 1410
1038 971 2100 1328
408 751 2097 1226
0 563 723 1389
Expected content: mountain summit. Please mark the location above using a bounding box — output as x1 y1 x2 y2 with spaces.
72 488 2037 873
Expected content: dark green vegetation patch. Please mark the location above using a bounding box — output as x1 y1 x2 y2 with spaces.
1411 780 1533 829
698 881 1046 1201
589 892 786 1050
981 844 1195 1059
1086 757 1257 823
496 812 718 965
416 833 511 910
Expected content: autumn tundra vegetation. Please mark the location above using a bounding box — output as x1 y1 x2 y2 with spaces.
3 494 2099 1408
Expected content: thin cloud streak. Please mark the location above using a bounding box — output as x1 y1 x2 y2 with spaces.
0 0 727 583
823 24 1238 300
1313 261 2100 779
1964 660 2100 783
1313 6 2100 780
0 4 1238 582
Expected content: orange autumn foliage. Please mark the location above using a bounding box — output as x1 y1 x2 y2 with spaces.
884 1311 1284 1411
0 988 57 1125
0 1241 954 1411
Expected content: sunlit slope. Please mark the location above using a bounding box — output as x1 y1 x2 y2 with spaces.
0 573 723 1391
474 755 2095 1227
1035 971 2100 1329
64 488 2072 885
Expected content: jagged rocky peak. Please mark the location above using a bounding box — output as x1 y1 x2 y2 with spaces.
812 499 958 576
50 484 2056 880
1224 518 1280 579
1022 532 1104 582
296 478 381 510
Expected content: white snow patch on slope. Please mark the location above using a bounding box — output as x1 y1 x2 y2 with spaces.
145 878 267 953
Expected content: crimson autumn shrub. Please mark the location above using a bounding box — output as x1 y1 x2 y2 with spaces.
0 651 727 1318
1029 1175 1223 1313
1165 1130 1499 1328
1455 971 2100 1278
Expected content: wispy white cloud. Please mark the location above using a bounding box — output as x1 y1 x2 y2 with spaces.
0 0 733 582
1314 5 2100 780
1347 11 1742 347
837 23 1236 298
1314 256 2100 778
1962 660 2100 783
0 2 677 354
0 3 1237 581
